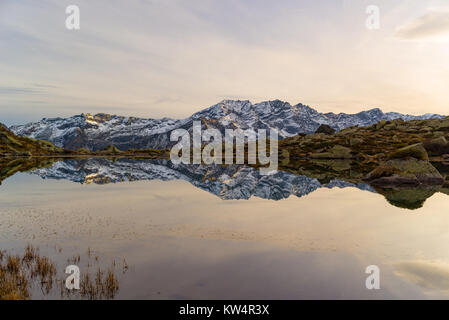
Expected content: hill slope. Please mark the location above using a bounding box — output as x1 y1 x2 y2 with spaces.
0 123 67 156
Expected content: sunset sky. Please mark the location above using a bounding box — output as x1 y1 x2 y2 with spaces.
1 0 449 125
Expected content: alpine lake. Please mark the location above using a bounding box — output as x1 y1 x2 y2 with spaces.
1 157 449 299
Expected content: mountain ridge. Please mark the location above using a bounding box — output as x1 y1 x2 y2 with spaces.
10 99 444 151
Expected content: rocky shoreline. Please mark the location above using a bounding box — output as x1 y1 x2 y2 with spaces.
279 117 449 189
3 116 449 195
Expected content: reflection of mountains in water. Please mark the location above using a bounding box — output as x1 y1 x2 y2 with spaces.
26 158 449 209
30 158 375 201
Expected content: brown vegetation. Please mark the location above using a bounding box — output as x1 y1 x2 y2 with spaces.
0 245 126 300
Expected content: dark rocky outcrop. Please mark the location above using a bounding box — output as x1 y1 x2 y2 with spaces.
423 136 449 157
314 124 335 135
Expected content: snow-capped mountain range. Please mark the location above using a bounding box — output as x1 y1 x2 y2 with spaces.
10 100 444 151
31 158 374 201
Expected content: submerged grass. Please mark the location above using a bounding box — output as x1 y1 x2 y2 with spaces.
0 245 127 300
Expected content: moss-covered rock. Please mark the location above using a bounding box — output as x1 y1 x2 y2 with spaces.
364 158 444 187
384 123 397 130
388 143 428 161
310 145 353 159
310 159 352 172
349 138 363 146
436 117 449 131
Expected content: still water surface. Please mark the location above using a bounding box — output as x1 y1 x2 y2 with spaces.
1 159 449 299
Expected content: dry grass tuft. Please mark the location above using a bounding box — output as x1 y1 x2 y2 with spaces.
1 245 125 300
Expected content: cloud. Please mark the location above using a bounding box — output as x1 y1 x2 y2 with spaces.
394 260 449 294
0 83 59 95
395 10 449 40
0 86 42 95
2 0 449 120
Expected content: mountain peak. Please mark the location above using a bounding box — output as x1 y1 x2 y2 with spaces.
219 99 251 105
362 107 383 115
9 100 445 151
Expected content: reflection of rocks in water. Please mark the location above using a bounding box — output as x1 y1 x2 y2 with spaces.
0 157 58 185
0 245 126 300
373 187 440 210
432 161 449 189
278 158 376 185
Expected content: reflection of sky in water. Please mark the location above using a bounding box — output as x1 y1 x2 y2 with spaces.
2 166 449 299
394 261 449 298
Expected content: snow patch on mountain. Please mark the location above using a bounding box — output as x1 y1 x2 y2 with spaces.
10 100 445 151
